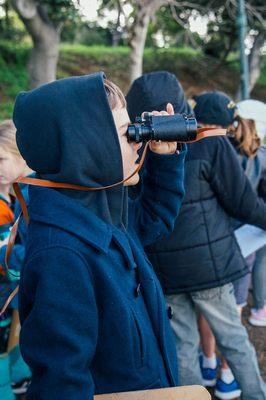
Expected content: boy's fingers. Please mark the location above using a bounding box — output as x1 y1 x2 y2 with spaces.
141 108 173 118
166 103 174 115
149 140 177 154
150 140 161 147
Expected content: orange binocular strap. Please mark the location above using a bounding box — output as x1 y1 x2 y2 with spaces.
0 127 226 315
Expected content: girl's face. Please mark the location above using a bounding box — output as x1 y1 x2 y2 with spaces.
112 107 142 186
0 148 26 186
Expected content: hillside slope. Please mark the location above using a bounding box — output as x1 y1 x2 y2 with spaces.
0 42 265 120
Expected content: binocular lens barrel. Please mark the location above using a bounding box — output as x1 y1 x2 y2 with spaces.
127 113 197 143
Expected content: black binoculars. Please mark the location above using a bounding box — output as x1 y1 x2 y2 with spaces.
127 113 197 143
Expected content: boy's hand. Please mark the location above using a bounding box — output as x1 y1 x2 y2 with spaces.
146 103 178 155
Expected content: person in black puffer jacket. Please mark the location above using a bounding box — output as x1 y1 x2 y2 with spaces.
127 81 266 400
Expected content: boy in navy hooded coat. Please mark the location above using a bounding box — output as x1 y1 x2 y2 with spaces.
12 72 186 399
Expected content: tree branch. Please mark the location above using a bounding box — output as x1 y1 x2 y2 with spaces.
12 0 37 19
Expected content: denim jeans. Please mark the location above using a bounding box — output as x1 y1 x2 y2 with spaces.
166 283 266 400
253 245 266 309
233 253 255 306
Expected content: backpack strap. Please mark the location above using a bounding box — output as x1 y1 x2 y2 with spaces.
0 213 22 315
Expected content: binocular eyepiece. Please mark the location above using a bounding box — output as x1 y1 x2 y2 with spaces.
127 112 197 143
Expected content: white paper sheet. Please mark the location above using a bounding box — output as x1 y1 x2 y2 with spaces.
234 224 266 257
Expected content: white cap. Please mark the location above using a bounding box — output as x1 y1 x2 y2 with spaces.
237 100 266 139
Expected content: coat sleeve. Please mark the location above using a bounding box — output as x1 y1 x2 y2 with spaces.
0 244 25 276
257 149 266 202
0 191 29 308
19 247 98 400
129 147 186 247
210 137 266 230
258 174 266 202
0 243 25 308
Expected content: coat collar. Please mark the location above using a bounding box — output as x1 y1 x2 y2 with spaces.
28 186 112 253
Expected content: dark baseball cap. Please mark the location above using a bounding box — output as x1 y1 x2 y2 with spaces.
192 91 237 128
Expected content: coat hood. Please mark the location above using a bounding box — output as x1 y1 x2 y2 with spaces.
126 71 192 121
13 72 127 227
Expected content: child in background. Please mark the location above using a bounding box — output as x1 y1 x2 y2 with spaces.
0 120 31 400
192 97 266 399
230 99 266 326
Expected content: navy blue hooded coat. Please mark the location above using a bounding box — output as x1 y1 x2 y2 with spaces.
13 72 186 399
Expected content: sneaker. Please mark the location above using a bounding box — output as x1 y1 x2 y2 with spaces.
199 354 219 387
11 378 30 395
249 306 266 327
215 378 241 400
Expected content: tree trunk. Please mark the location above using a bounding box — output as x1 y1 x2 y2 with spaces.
236 31 265 100
28 27 60 88
4 0 11 31
12 0 60 88
112 31 122 47
129 4 150 83
249 31 266 93
128 0 166 83
112 3 122 47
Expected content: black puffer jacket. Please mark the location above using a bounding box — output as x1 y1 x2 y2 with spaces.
146 136 266 293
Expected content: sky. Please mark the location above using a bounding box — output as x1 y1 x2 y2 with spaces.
79 0 99 21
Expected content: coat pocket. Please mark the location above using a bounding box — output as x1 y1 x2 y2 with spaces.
143 377 162 390
131 307 146 368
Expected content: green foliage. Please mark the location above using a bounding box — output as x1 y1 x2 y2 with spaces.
0 2 28 41
0 41 29 121
258 57 266 85
38 0 80 24
0 40 29 64
201 0 266 60
0 0 81 42
143 47 201 75
60 44 129 55
152 5 193 47
61 21 112 46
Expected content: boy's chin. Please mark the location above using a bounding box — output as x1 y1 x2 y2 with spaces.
124 173 140 186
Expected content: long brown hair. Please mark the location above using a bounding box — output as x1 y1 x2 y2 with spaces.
231 116 261 157
104 79 126 110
